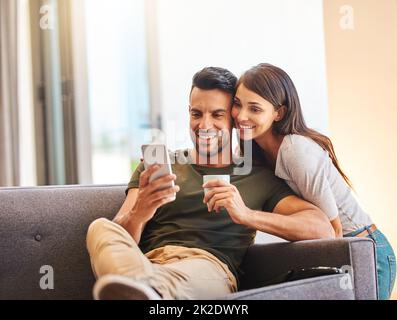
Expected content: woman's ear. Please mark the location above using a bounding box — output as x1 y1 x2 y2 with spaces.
275 106 287 122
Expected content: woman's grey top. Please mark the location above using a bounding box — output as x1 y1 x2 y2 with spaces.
275 134 372 234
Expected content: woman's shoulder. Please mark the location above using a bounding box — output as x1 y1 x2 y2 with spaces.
277 134 329 178
282 134 325 155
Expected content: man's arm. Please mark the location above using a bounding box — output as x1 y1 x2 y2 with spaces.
203 180 335 241
113 188 146 244
244 195 336 241
113 165 179 244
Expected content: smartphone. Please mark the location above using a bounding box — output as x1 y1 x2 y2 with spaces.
141 144 175 198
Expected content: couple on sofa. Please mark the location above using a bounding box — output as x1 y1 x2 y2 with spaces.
87 64 395 300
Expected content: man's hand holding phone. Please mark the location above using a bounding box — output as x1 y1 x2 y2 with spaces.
131 164 179 223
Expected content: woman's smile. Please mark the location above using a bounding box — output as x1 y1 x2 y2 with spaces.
235 122 257 130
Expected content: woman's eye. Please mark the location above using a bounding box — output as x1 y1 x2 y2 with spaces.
251 107 261 113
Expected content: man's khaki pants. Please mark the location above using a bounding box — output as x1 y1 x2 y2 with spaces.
86 218 237 299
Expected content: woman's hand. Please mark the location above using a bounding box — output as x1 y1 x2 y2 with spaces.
330 216 343 238
203 179 252 225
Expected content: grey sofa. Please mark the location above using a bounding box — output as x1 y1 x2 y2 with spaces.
0 185 378 300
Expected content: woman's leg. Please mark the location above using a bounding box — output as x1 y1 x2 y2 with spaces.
369 229 396 300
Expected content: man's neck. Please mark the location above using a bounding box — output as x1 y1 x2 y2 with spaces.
190 147 233 168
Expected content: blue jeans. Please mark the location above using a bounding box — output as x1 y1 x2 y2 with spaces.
345 226 396 300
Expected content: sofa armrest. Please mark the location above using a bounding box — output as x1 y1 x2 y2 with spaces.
225 274 355 300
239 238 377 300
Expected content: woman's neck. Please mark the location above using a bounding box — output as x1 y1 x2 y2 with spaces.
255 131 286 169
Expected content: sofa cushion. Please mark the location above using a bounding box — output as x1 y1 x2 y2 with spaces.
0 185 125 299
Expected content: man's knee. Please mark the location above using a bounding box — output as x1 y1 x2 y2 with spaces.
87 217 111 236
86 217 113 247
86 217 135 250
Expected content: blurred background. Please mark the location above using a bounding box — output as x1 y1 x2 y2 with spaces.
0 0 396 298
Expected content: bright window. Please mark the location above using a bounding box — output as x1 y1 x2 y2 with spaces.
84 0 150 184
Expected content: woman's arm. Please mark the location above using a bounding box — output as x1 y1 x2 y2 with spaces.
244 195 335 241
330 216 343 238
281 144 341 227
203 180 335 241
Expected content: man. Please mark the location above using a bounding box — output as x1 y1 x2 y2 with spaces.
86 67 335 300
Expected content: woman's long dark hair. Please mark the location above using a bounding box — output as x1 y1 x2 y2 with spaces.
238 63 353 188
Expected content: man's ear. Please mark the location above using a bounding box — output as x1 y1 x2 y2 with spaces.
275 106 287 122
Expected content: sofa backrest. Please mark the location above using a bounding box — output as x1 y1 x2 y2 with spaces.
0 185 126 300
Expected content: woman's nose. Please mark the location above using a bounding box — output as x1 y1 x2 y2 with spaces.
236 110 249 122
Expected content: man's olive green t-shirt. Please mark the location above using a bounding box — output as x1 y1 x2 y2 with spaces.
126 150 295 282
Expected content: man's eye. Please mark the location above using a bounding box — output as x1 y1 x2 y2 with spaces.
191 113 201 118
213 113 224 118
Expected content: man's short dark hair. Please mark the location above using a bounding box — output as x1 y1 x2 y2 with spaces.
190 67 237 95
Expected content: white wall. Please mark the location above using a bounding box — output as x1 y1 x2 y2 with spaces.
324 0 397 298
150 0 329 152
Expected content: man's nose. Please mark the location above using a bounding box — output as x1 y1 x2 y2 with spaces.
199 115 213 130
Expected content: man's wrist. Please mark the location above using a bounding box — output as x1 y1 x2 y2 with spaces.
113 208 145 228
124 209 147 229
239 208 256 226
114 210 147 244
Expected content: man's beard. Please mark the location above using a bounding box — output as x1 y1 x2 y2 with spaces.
191 128 231 159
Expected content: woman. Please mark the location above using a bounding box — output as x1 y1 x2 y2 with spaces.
232 63 395 300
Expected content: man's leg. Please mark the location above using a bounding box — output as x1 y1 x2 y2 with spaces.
86 219 236 299
146 246 237 299
86 218 154 278
86 218 188 299
161 258 236 299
